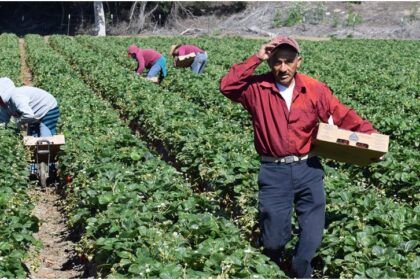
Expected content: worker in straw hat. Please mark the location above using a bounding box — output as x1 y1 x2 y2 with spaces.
219 36 380 278
170 44 208 74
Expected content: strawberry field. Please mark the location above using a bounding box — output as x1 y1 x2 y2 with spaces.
0 34 39 278
1 33 419 278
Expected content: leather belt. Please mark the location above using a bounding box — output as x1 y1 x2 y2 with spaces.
261 153 314 164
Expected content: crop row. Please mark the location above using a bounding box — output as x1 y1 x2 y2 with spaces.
75 35 259 126
50 35 419 278
24 34 283 278
78 34 419 146
0 34 39 278
52 35 262 235
76 35 419 203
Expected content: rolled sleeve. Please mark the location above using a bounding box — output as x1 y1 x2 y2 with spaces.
219 54 262 104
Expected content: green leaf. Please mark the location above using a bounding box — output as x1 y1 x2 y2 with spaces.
366 267 382 278
371 246 384 256
130 151 141 161
98 193 113 205
117 251 133 259
398 240 418 252
128 263 143 275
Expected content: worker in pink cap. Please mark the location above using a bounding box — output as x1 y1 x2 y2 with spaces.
169 44 208 74
220 36 380 278
127 45 167 83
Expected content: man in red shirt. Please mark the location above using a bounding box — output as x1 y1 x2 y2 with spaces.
128 45 167 83
170 44 208 74
220 36 378 278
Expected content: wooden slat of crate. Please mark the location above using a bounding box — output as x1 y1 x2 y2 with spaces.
23 135 65 162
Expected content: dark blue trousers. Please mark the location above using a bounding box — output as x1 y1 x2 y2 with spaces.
258 157 326 278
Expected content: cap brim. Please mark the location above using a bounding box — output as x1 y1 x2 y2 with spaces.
272 43 299 53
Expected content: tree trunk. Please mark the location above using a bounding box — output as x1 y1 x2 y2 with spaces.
137 2 147 31
93 1 106 36
128 1 138 23
167 2 180 26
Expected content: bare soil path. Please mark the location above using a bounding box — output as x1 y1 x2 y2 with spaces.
25 188 83 279
19 37 84 278
19 38 32 86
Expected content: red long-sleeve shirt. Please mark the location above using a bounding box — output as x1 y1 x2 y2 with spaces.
220 54 377 157
128 46 161 75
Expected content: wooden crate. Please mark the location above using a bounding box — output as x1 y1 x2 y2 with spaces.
175 53 196 68
23 135 65 162
313 123 389 165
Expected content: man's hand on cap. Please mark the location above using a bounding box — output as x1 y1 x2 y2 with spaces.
256 42 279 61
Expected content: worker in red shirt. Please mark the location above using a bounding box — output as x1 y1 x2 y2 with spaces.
220 36 378 278
169 44 208 74
128 45 167 83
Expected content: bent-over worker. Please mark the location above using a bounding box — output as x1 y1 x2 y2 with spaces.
0 77 60 137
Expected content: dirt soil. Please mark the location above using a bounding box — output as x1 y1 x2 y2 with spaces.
19 38 84 278
143 2 420 39
25 187 83 279
19 38 32 86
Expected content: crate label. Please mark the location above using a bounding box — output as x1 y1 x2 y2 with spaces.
349 132 359 142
